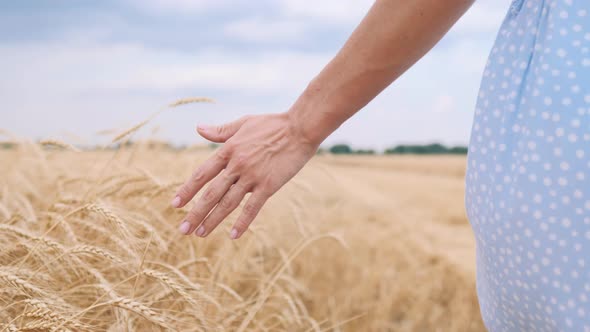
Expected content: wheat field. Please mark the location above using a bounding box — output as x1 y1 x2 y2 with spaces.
0 140 485 331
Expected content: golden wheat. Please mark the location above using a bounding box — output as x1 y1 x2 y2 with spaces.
85 204 131 238
107 297 171 329
110 97 213 144
23 299 86 331
1 323 19 332
70 245 123 264
38 139 81 152
0 141 483 331
168 97 215 107
0 270 47 297
111 120 150 144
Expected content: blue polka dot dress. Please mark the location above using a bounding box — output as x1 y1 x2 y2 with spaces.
464 0 590 331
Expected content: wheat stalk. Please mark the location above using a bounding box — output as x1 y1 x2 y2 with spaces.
38 139 80 152
67 218 138 260
142 269 202 310
0 270 46 296
70 245 122 264
111 119 150 144
86 204 131 238
108 297 171 330
111 96 213 143
0 224 64 252
0 324 19 332
45 212 78 244
23 299 86 331
168 97 214 107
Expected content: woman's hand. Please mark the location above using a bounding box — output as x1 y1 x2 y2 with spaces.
170 0 474 240
171 112 319 239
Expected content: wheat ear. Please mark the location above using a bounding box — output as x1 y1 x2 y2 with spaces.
70 245 123 264
168 97 214 107
23 299 86 331
0 269 46 296
109 297 171 329
38 139 80 152
111 96 213 143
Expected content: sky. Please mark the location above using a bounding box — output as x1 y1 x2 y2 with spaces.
1 0 512 150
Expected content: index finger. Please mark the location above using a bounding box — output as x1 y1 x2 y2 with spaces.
172 149 230 208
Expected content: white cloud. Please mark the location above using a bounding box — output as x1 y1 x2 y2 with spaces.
125 0 241 13
0 41 331 95
129 0 374 23
452 0 509 35
278 0 373 24
145 51 330 92
224 18 308 43
0 37 333 145
431 94 456 113
126 0 509 32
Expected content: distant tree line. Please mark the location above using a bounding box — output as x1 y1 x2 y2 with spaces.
0 142 15 149
1 141 467 155
384 143 467 155
326 144 376 155
325 143 467 155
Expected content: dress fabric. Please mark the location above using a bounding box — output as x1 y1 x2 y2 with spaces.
465 0 590 331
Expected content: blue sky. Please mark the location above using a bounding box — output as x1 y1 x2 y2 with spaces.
1 0 511 150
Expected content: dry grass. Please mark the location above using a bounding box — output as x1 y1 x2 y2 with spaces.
0 141 484 331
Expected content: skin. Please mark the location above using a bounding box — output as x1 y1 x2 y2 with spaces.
172 0 475 239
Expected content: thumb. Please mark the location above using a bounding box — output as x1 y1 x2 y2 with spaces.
197 116 249 143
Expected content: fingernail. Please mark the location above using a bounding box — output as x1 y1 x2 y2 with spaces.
230 228 239 239
197 125 210 132
171 196 181 208
196 226 205 237
179 221 191 235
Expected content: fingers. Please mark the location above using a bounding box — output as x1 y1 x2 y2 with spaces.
179 170 238 235
197 116 249 143
172 148 231 208
194 182 248 237
230 191 268 240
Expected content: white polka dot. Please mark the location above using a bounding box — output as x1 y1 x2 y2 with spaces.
556 128 565 136
560 162 570 170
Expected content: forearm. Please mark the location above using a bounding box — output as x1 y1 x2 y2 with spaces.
288 0 474 146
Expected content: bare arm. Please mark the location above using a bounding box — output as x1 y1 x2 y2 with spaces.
172 0 474 239
289 0 475 145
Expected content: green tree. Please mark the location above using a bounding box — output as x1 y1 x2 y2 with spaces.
329 144 353 154
384 143 468 155
355 149 376 155
448 146 468 154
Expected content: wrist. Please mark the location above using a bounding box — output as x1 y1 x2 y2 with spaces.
285 108 323 150
286 81 340 148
